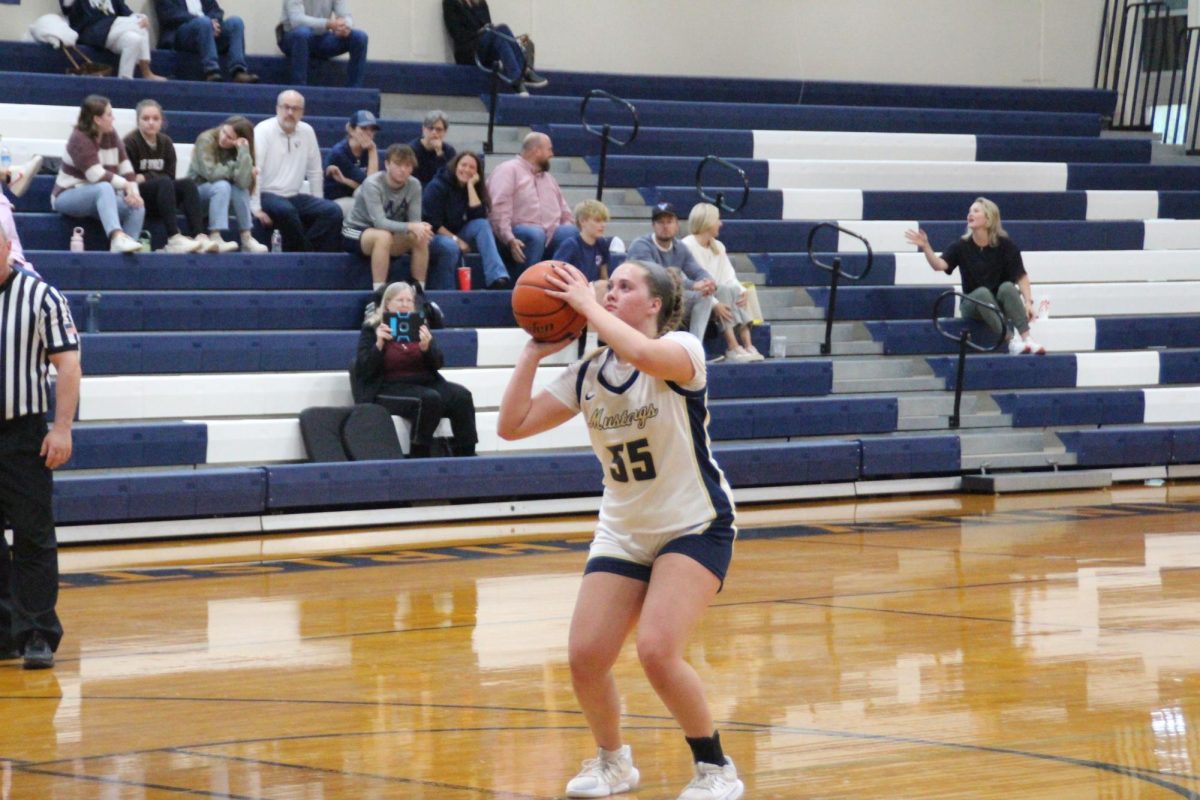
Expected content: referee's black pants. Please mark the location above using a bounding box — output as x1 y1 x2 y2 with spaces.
0 414 62 652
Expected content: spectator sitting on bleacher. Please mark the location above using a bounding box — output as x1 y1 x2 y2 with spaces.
442 0 546 95
1 155 44 200
188 115 265 253
122 99 204 254
487 132 576 279
343 144 435 292
357 281 477 458
277 0 368 88
252 90 343 253
905 197 1044 355
554 199 611 282
626 201 716 340
59 0 166 81
323 109 380 217
424 151 506 290
682 202 763 363
154 0 259 83
409 110 455 187
52 94 145 254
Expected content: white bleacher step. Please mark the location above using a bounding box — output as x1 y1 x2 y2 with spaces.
768 320 875 344
961 469 1112 493
833 356 933 381
764 307 829 322
785 341 883 356
897 412 1009 431
563 187 647 206
379 93 488 116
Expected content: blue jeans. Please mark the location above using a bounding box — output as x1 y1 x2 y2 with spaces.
259 192 342 252
198 180 251 233
430 218 507 289
506 223 578 276
54 182 144 238
278 27 368 87
478 23 524 83
172 14 248 75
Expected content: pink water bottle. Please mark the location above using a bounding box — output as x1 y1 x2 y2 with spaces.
457 266 471 291
70 227 85 252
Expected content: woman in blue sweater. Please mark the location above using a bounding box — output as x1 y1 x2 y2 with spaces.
423 151 509 290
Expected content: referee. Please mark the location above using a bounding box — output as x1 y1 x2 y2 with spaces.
0 226 80 670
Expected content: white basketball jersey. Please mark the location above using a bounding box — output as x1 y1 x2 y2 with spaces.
546 332 735 536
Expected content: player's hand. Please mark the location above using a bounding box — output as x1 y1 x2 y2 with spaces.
544 262 597 313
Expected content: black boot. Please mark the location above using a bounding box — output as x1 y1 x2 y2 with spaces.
409 442 431 459
453 442 477 457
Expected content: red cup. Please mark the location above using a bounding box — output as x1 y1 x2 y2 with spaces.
457 266 471 291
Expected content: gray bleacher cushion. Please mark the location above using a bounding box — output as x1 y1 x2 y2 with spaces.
342 404 405 461
299 406 353 462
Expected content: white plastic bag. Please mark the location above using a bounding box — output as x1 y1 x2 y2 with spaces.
27 14 79 49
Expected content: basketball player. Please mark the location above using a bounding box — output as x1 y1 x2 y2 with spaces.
497 260 744 800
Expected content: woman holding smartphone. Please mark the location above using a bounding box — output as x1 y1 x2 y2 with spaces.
356 281 478 458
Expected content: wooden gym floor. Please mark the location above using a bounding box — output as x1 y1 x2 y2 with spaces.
2 484 1199 798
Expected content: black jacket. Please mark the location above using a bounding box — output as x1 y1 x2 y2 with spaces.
353 325 445 402
442 0 492 65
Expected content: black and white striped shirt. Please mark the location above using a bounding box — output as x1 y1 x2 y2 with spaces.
1 268 79 421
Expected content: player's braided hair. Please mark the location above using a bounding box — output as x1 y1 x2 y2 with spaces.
630 260 685 337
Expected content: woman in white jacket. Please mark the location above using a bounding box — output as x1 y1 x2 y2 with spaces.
682 203 763 362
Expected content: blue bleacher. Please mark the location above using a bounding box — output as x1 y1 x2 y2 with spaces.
61 289 517 332
0 41 1115 113
34 251 371 290
1170 426 1200 463
1094 320 1200 352
66 422 207 470
78 330 473 374
602 155 1200 192
497 96 1102 138
545 125 1149 164
925 354 1077 390
0 69 378 117
1158 349 1200 384
750 253 896 287
708 397 898 439
1057 427 1174 467
860 435 961 477
991 390 1146 427
642 189 1200 222
805 287 947 320
54 467 266 524
706 360 832 398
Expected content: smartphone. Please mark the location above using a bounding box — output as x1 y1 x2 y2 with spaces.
385 310 425 343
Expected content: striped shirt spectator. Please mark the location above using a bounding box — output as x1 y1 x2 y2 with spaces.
51 128 137 203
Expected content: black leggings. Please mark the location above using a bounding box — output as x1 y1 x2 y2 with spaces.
377 377 477 455
140 175 204 237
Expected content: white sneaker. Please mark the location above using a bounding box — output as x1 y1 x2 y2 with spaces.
206 232 239 254
240 234 269 254
110 233 142 254
565 745 639 798
1024 337 1046 355
6 155 42 198
743 346 766 362
678 757 744 800
1007 337 1026 355
161 233 203 253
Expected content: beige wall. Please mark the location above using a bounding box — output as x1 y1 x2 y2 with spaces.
1 0 1103 88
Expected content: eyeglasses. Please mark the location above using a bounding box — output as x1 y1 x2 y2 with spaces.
278 104 304 112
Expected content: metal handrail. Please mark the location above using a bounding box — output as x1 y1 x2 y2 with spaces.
1101 1 1171 130
473 24 528 155
1162 25 1200 152
804 222 874 355
932 290 1008 429
694 156 750 215
580 90 639 201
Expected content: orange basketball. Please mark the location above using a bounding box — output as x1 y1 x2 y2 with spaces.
511 260 587 343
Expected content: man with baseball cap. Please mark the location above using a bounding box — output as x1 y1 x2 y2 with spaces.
626 201 717 338
325 109 382 215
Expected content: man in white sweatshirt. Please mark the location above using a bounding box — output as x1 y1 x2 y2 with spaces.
253 90 343 252
277 0 369 87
